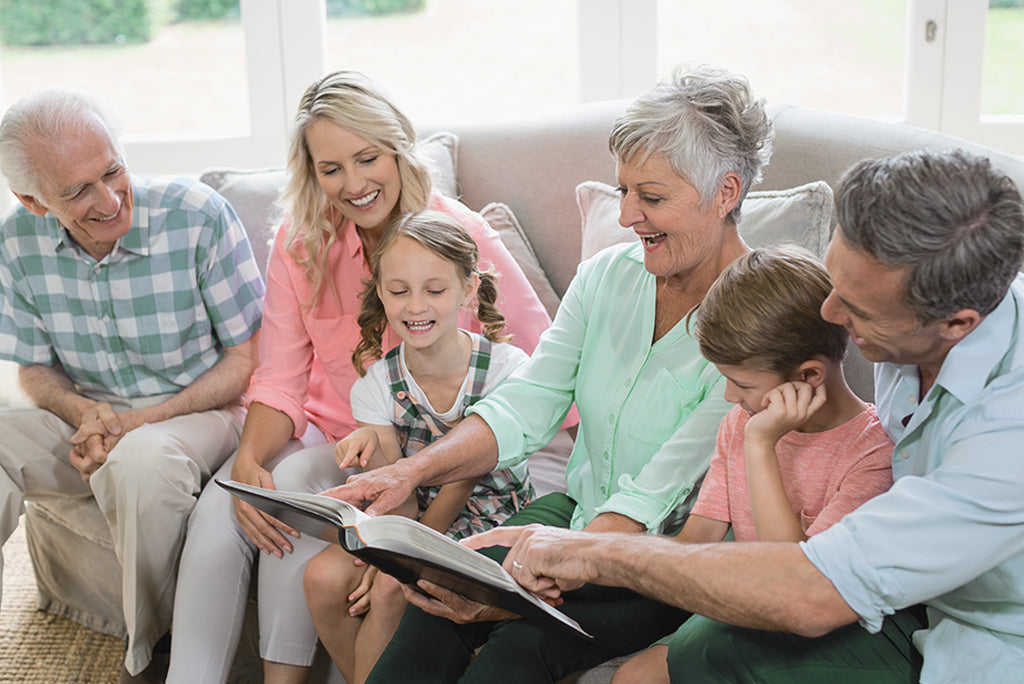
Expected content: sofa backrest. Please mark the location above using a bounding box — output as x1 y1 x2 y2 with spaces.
206 102 1024 403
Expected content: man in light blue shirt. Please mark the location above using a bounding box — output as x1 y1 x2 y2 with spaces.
465 149 1024 683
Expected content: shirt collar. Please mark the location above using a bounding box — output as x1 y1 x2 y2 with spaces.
117 178 149 256
931 274 1022 404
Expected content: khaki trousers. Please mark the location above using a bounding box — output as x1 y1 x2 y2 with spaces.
0 392 244 675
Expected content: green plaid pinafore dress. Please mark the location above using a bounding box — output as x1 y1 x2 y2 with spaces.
385 333 533 540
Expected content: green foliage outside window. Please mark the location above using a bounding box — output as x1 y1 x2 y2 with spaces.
0 0 173 46
174 0 238 21
0 0 426 46
327 0 426 17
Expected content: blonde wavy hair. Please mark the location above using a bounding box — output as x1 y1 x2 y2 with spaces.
353 211 511 376
280 71 433 304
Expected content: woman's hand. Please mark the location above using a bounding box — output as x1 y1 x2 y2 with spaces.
400 579 518 624
347 563 378 616
230 455 298 557
335 427 381 469
322 460 419 517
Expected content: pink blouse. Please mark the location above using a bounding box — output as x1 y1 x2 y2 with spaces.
246 191 554 441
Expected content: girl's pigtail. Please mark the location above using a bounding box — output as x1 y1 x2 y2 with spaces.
352 280 388 376
474 268 512 344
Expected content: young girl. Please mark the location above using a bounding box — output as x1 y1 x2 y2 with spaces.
612 245 894 684
303 210 535 684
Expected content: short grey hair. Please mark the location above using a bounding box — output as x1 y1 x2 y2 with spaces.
0 87 124 197
608 63 775 223
836 148 1024 320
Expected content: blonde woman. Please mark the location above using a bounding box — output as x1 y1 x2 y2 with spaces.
167 71 551 684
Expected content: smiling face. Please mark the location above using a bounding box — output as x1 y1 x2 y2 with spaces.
716 363 790 415
377 236 478 351
305 117 402 235
615 153 737 287
820 227 951 369
16 120 133 261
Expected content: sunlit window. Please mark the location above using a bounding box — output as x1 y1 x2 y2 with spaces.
0 0 249 137
656 0 906 118
982 0 1024 115
323 0 580 124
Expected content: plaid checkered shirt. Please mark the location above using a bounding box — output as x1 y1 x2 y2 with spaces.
0 176 265 399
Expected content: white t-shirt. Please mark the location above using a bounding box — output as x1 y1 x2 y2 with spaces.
351 335 529 426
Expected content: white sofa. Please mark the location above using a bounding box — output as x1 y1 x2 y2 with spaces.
20 100 1024 683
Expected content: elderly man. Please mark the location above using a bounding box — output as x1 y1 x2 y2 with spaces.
0 89 265 682
338 148 1024 683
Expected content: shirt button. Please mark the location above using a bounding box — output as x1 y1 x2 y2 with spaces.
908 394 916 404
600 486 607 496
900 450 910 459
603 450 611 461
607 415 614 424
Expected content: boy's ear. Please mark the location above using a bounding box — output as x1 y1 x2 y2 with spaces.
796 359 828 388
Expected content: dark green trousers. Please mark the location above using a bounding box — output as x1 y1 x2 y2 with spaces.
666 606 927 683
366 492 689 683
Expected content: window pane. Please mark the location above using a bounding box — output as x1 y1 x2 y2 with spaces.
0 3 249 137
324 0 579 124
982 2 1024 115
656 0 906 118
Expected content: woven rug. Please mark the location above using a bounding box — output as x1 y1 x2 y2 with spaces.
1 521 122 683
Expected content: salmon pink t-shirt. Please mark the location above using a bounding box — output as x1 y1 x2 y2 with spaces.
691 404 893 541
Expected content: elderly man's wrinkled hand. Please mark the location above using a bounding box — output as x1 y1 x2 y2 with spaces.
69 434 107 482
463 525 599 597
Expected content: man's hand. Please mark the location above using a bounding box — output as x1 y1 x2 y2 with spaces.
463 525 602 598
68 403 146 481
400 579 519 624
321 460 419 517
745 381 827 446
230 456 298 557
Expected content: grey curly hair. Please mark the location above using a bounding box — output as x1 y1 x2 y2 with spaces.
608 63 774 224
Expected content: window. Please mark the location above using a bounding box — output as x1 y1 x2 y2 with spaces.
0 0 1020 211
655 0 907 119
323 0 579 123
0 2 250 137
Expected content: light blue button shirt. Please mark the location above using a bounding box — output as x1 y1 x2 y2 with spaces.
803 274 1024 683
469 242 730 534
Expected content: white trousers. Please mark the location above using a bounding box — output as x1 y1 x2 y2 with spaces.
0 394 244 675
167 426 358 683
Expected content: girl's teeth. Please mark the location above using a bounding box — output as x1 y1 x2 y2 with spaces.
407 321 433 331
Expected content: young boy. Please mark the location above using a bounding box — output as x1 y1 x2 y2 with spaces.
612 245 894 683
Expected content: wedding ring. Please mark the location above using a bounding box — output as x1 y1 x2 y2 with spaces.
512 560 523 570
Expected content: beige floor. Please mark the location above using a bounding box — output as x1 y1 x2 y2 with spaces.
1 521 123 684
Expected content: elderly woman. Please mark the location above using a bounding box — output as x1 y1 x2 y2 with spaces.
166 71 553 684
328 64 775 682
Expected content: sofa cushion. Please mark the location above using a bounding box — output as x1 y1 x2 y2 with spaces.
576 180 834 261
480 201 561 319
200 131 461 276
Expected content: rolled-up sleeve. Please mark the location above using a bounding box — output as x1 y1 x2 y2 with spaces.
245 229 315 437
597 368 730 532
803 421 1024 634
